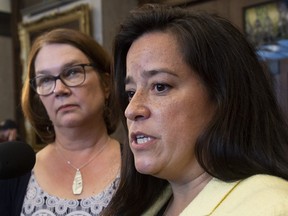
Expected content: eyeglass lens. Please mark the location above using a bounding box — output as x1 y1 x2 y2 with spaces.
31 64 88 96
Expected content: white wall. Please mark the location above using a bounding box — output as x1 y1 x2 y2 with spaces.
0 0 11 12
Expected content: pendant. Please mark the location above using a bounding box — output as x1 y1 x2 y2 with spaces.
72 169 83 195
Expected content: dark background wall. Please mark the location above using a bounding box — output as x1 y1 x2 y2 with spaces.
1 0 286 148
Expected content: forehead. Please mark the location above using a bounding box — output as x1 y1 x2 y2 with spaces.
128 31 180 58
126 31 186 78
34 43 89 71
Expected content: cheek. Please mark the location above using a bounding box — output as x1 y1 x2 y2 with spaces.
87 87 106 105
39 97 54 116
157 98 188 122
160 97 213 142
80 84 106 112
155 101 186 139
39 97 49 110
85 78 106 99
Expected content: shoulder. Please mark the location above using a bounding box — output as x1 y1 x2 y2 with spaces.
236 174 288 196
34 144 54 163
216 175 288 215
180 175 288 216
244 174 288 185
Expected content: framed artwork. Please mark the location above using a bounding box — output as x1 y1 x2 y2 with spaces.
243 0 287 47
138 0 212 6
18 4 91 151
243 0 288 60
244 1 288 120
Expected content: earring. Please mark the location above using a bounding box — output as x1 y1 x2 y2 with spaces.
46 126 50 134
46 125 53 134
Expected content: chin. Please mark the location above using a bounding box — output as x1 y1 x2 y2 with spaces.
60 116 83 126
134 159 156 175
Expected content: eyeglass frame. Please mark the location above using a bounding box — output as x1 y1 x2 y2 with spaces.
29 63 95 96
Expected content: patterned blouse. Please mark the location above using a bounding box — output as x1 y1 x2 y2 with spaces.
21 171 119 216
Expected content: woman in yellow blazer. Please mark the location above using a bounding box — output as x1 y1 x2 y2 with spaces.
103 4 288 216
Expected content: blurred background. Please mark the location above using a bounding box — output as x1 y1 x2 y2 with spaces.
0 0 286 150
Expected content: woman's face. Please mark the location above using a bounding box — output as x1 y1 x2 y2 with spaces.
125 32 215 182
34 44 109 130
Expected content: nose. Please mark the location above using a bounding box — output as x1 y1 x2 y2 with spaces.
124 91 150 121
53 79 71 96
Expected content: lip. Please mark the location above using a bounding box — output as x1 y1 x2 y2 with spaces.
130 131 157 150
56 104 78 113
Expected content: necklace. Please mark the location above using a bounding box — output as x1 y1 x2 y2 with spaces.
56 137 110 195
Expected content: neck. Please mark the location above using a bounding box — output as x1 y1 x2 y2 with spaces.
55 135 110 166
55 129 109 148
53 121 108 150
166 172 212 216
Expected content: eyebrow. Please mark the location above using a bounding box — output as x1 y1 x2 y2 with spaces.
125 69 178 85
35 60 84 75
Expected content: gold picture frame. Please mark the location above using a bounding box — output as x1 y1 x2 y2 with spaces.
18 4 91 151
138 0 213 6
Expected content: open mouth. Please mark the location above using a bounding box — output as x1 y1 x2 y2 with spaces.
135 135 153 144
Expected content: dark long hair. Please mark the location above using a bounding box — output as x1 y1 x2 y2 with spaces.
21 28 119 143
103 4 288 215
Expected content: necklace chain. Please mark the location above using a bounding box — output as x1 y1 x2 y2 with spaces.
57 137 110 171
55 137 110 195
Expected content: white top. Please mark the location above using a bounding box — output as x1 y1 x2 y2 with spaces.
21 171 119 216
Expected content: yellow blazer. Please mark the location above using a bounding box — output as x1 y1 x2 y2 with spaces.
181 175 288 216
143 175 288 216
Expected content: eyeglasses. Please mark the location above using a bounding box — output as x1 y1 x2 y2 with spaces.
30 63 95 96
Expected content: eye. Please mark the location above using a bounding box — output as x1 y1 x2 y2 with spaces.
126 91 135 101
63 66 83 78
153 83 171 93
36 76 54 86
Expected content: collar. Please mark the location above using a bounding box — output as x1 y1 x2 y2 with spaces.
180 178 241 216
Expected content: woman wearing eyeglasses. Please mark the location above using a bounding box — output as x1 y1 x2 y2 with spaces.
0 28 121 215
